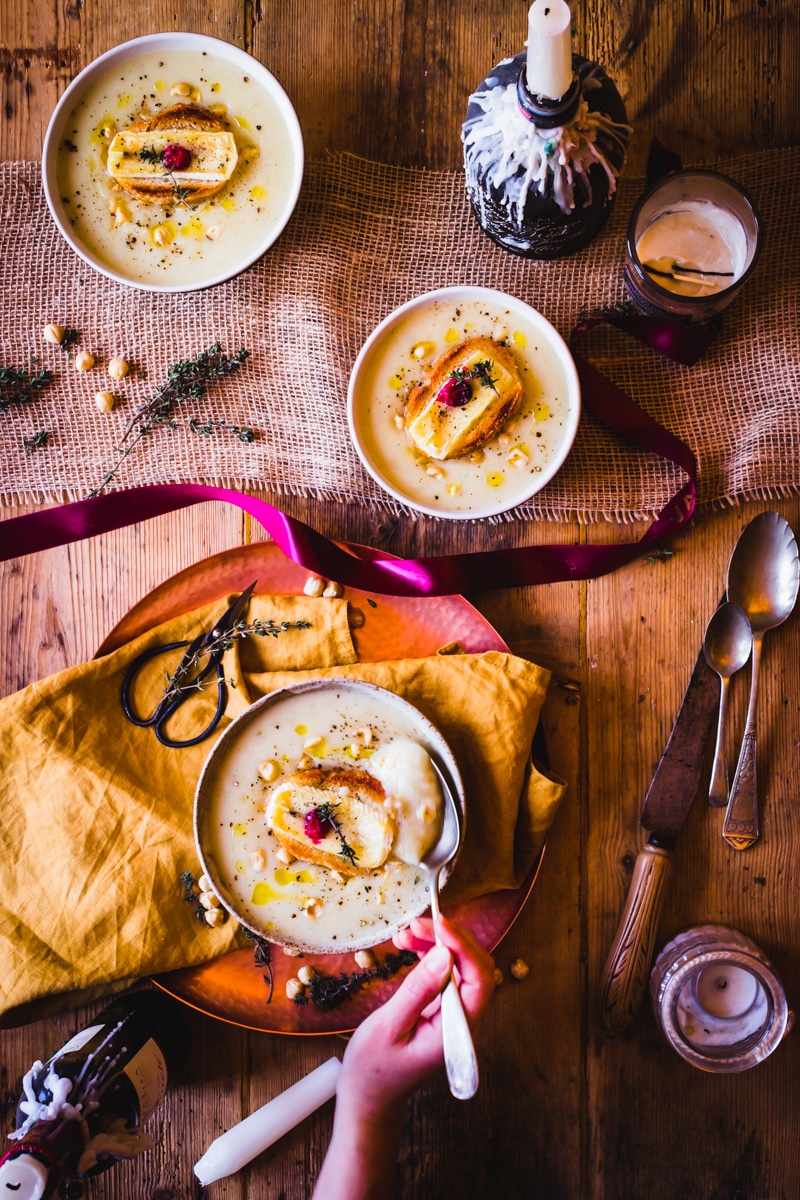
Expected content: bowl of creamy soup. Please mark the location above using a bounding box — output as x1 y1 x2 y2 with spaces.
42 32 304 291
347 286 581 519
194 679 465 954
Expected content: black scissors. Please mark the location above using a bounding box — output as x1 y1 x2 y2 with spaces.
121 580 258 748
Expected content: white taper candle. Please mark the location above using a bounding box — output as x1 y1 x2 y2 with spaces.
525 0 573 101
194 1056 342 1186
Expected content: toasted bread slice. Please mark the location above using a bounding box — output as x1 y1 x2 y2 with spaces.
404 337 523 460
265 768 396 876
107 104 238 205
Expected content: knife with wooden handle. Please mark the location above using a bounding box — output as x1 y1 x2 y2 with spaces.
600 648 720 1034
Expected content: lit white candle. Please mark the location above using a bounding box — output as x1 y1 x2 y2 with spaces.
525 0 573 101
194 1056 342 1186
694 965 758 1019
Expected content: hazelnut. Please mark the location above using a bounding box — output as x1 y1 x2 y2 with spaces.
199 890 220 910
95 391 115 413
355 949 375 970
303 575 325 598
303 735 324 754
510 957 530 980
258 759 280 783
152 225 173 246
43 324 64 345
204 907 227 927
276 846 295 866
322 580 343 598
493 968 504 986
285 977 306 1000
348 607 365 629
208 102 228 117
205 224 223 241
171 81 194 96
108 357 129 379
198 874 212 892
468 449 485 465
426 465 445 478
297 965 317 985
250 848 267 871
296 754 314 771
283 945 301 957
74 351 95 371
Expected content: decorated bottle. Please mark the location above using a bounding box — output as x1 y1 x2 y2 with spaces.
0 991 181 1199
462 0 630 258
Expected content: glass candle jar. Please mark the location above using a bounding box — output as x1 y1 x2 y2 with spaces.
624 170 763 324
650 924 791 1072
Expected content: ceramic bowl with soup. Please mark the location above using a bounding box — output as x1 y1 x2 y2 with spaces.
42 32 304 292
194 679 465 954
347 286 581 519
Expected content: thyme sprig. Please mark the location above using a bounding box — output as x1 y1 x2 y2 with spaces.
179 871 209 922
0 364 53 414
450 359 499 396
242 929 274 1003
293 949 419 1010
23 430 50 454
138 145 192 207
163 617 312 705
313 802 359 868
189 415 256 442
87 342 250 496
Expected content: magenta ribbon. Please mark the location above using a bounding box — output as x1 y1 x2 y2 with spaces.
0 315 712 597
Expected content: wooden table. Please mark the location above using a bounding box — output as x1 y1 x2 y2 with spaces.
2 3 799 1196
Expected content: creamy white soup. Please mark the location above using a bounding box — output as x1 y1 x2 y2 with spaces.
197 683 454 953
352 296 575 515
55 49 297 286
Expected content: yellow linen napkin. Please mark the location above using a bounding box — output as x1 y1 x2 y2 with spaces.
0 594 564 1026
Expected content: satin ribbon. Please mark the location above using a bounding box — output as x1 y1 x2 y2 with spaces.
0 314 711 597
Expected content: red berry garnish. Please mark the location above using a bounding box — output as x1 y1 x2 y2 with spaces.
436 376 472 407
162 143 192 172
304 808 330 844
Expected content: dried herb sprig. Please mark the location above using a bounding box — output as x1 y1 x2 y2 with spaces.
189 415 256 442
87 343 250 496
449 359 499 397
162 617 312 705
0 364 53 414
179 871 208 923
242 929 274 1003
23 430 50 454
293 949 419 1010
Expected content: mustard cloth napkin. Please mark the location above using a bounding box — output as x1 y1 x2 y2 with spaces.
0 594 565 1026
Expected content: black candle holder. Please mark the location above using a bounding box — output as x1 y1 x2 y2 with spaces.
462 52 630 259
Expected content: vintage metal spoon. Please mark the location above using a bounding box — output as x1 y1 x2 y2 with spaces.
702 601 752 807
420 760 479 1100
724 512 800 849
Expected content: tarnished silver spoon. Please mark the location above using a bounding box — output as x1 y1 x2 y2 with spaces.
419 759 479 1100
703 602 752 807
724 512 800 849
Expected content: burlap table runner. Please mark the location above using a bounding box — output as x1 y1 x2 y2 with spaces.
1 150 797 519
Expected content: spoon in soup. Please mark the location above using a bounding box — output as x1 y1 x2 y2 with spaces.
419 759 479 1100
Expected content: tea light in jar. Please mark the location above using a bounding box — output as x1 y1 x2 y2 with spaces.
694 963 758 1019
525 0 573 101
650 924 789 1072
636 201 747 298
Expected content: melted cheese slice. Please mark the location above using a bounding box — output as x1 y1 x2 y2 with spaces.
405 349 519 460
107 130 238 184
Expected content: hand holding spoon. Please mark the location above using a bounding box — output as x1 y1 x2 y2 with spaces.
419 759 478 1100
724 512 800 849
702 601 752 807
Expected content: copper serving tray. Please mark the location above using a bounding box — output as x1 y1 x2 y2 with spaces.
97 540 544 1034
